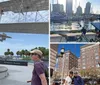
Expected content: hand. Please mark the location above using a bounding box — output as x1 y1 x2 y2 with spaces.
27 80 31 83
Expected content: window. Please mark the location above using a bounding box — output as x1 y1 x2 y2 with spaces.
95 53 98 56
66 53 69 57
96 64 99 68
95 56 99 59
82 66 86 69
82 63 85 65
82 59 85 63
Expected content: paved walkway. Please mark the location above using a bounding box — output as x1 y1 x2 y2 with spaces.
0 79 31 85
0 64 33 85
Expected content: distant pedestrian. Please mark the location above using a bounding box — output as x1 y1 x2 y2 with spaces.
81 27 86 35
95 28 100 38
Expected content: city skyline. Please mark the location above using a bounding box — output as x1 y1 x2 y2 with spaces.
66 0 73 15
51 0 100 14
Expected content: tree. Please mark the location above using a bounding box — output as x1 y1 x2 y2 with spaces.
24 50 30 57
80 68 100 78
4 49 11 56
31 47 38 51
4 52 9 56
4 49 14 59
16 51 20 56
21 50 25 58
10 51 14 59
31 47 49 59
7 48 10 52
10 51 14 56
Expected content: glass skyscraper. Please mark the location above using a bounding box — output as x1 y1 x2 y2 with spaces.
66 0 73 15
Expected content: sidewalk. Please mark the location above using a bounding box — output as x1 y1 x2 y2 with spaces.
0 63 33 85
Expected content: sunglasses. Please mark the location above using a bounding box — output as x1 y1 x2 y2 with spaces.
31 53 38 56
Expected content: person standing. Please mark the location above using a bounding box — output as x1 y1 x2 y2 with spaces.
65 71 73 85
81 27 87 35
73 72 84 85
27 49 47 85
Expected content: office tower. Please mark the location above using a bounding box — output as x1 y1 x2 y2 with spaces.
78 44 100 70
84 2 91 14
66 0 73 15
58 50 78 76
76 5 82 15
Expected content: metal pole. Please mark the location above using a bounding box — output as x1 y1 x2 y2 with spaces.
61 54 65 85
35 11 38 22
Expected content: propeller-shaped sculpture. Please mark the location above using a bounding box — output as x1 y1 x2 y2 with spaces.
0 33 12 42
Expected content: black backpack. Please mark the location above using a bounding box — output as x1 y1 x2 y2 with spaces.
42 63 49 85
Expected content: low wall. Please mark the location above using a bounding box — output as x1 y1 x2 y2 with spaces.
0 66 8 79
0 60 28 66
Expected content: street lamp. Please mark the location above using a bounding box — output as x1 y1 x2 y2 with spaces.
60 48 65 55
57 47 65 85
98 62 100 67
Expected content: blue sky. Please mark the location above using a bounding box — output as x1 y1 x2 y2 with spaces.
57 44 85 57
55 44 85 69
51 0 100 14
0 32 49 55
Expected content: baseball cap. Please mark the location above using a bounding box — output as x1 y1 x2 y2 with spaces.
30 49 43 57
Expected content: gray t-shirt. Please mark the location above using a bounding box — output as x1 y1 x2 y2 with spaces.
31 61 44 85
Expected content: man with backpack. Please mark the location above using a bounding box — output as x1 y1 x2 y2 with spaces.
27 49 47 85
73 72 84 85
81 27 87 35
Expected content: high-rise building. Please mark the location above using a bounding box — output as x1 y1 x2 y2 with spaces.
50 48 57 70
52 4 64 13
66 0 73 15
84 2 91 14
76 5 82 15
58 50 78 76
79 44 100 71
50 44 58 77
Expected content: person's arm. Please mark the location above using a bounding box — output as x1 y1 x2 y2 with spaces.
79 76 84 85
39 73 47 85
35 63 47 85
27 80 31 83
64 77 68 85
81 78 84 85
64 80 68 85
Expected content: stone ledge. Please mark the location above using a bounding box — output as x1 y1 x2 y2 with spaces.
0 66 8 79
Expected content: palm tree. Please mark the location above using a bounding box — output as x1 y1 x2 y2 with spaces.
25 50 30 57
21 50 25 58
10 52 14 56
6 48 11 56
4 49 14 59
4 52 8 56
10 51 14 59
16 51 20 56
7 48 10 52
